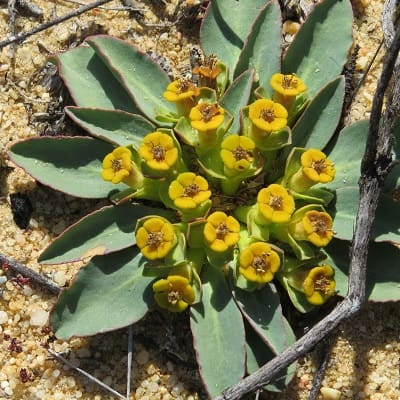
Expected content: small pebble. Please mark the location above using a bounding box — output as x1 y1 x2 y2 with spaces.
320 387 342 400
29 308 49 327
0 310 8 324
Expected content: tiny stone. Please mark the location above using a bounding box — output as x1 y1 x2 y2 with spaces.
53 271 67 287
0 310 9 324
320 387 342 400
29 307 49 327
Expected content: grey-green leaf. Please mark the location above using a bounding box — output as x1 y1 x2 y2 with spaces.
292 76 345 150
326 120 368 190
233 284 296 355
9 137 124 198
86 35 175 123
220 69 255 134
234 0 281 96
324 239 400 302
56 45 138 112
190 264 245 398
65 107 155 147
51 247 153 339
200 0 269 81
39 203 170 265
245 326 296 392
331 186 359 241
282 0 353 97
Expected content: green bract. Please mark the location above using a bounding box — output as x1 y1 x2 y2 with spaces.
8 0 400 398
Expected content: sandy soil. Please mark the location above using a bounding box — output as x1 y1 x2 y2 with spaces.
0 1 399 399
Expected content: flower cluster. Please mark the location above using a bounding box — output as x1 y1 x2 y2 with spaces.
100 62 337 312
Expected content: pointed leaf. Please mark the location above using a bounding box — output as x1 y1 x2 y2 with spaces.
220 69 255 133
200 0 269 81
39 204 171 265
324 239 400 302
326 120 368 190
56 45 138 112
234 0 281 96
51 247 153 339
245 326 296 392
291 76 345 150
65 107 155 147
330 186 359 241
233 284 296 355
282 0 353 96
86 35 175 123
9 137 124 198
371 194 400 243
190 264 245 398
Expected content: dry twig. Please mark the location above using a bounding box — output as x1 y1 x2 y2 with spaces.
214 6 400 400
0 253 60 295
48 349 126 400
0 0 114 50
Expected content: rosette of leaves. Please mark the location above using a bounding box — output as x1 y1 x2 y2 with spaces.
8 0 400 398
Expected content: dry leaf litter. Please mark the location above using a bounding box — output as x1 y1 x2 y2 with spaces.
0 1 399 399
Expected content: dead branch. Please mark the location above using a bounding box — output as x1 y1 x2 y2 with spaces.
213 6 400 400
0 0 43 16
48 349 126 400
0 253 60 295
0 0 114 50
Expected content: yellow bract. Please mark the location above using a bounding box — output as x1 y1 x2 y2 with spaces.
135 217 175 260
302 265 336 305
220 135 255 172
163 79 200 102
248 99 288 133
153 275 195 312
203 211 240 252
257 184 295 224
302 210 333 247
301 149 336 183
189 102 225 133
168 172 211 209
101 146 136 185
270 73 307 97
239 242 280 283
138 132 178 171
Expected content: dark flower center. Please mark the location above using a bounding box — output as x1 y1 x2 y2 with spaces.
216 223 229 240
111 158 123 172
146 231 164 248
183 183 200 197
260 108 276 122
269 195 283 210
151 144 166 161
167 290 181 304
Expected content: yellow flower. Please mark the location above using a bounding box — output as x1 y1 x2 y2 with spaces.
135 217 175 260
153 275 195 312
289 149 336 192
192 54 221 80
239 242 281 283
163 79 200 102
257 184 295 224
248 99 288 133
294 210 333 247
189 102 225 133
301 149 336 183
168 172 211 210
220 135 255 172
138 131 178 171
101 146 140 186
302 265 336 305
270 73 307 97
203 211 240 252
